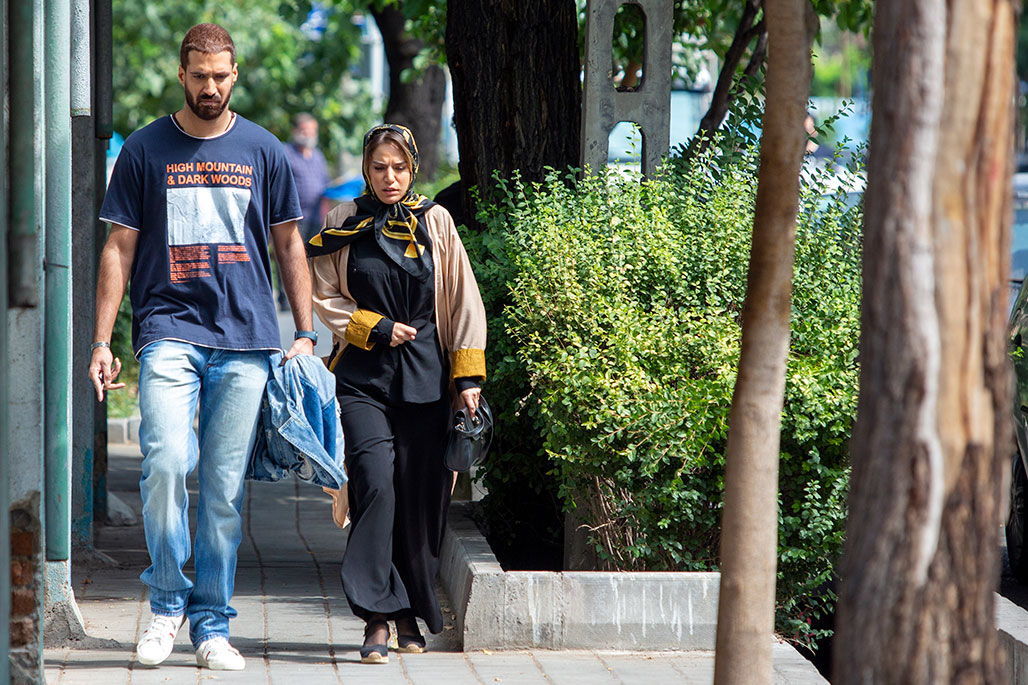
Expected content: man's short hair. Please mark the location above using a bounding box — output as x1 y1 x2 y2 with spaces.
292 113 317 130
180 23 236 69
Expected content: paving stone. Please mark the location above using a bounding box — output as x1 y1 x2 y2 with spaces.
465 651 549 684
399 652 480 685
600 651 705 683
334 657 409 683
531 650 621 684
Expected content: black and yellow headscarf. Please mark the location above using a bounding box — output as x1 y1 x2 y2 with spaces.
306 124 435 282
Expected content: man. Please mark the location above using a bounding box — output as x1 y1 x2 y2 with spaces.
88 23 317 671
804 113 819 156
284 112 330 240
278 112 330 308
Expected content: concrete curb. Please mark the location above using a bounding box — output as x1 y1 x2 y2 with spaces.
440 503 828 681
106 416 140 445
442 501 721 651
998 594 1028 682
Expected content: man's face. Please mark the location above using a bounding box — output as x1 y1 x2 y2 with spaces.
178 50 237 121
293 119 318 149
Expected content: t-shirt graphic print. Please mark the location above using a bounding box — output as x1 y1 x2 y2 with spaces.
167 182 250 281
99 114 302 355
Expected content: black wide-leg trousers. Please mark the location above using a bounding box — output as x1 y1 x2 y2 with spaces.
337 387 452 634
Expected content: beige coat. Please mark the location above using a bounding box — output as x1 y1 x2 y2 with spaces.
310 201 487 382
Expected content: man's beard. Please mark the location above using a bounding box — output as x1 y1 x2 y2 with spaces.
185 88 231 121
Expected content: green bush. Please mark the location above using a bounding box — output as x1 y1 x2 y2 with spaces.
463 142 863 642
460 194 566 570
108 292 140 418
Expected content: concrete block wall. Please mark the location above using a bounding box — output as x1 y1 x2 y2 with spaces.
462 569 720 651
580 0 672 176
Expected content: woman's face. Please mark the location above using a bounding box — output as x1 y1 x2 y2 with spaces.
366 141 412 204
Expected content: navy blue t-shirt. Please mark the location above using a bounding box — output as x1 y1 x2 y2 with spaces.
100 114 302 355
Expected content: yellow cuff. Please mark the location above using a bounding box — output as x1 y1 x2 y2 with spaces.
451 348 486 381
345 309 384 351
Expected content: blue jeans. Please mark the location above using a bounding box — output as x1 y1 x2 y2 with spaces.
137 341 270 647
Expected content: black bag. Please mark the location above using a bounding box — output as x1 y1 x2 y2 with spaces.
443 396 493 472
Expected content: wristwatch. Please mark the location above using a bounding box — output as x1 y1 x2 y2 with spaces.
294 330 318 345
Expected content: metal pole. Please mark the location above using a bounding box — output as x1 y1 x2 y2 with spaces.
72 0 90 115
45 0 73 561
8 0 38 307
71 0 96 547
94 0 112 141
0 0 13 678
93 0 112 522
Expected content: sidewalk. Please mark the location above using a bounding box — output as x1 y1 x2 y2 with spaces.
43 447 824 685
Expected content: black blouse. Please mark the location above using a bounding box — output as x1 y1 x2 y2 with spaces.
334 235 447 403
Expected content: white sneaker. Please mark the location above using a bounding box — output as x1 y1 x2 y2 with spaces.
136 613 185 666
195 636 246 671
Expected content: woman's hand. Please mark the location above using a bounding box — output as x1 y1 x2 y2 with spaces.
459 387 481 418
390 322 417 347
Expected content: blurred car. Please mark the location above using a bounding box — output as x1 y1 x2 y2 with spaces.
1011 172 1028 306
323 175 365 203
1002 171 1028 582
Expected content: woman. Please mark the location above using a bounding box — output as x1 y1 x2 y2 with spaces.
308 124 486 663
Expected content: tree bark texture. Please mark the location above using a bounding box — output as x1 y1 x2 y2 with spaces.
712 1 815 683
833 1 1016 682
371 4 446 179
696 0 765 142
445 0 581 223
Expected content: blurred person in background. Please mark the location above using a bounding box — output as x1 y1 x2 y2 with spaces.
278 112 330 308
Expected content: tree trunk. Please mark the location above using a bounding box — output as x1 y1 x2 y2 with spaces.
371 3 446 179
833 1 1016 682
692 0 766 149
712 1 815 682
445 0 581 224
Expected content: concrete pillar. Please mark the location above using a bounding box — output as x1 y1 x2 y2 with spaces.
42 0 89 645
580 0 673 176
0 1 11 682
70 0 118 567
7 0 47 679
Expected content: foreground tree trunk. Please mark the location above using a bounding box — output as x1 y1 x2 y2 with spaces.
833 1 1016 681
444 0 581 223
371 3 446 179
713 1 815 682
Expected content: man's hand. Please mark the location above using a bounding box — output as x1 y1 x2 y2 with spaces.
282 337 315 363
89 347 125 402
390 322 417 347
459 387 481 418
89 224 136 403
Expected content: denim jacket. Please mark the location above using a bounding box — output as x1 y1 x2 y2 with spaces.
246 352 347 489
